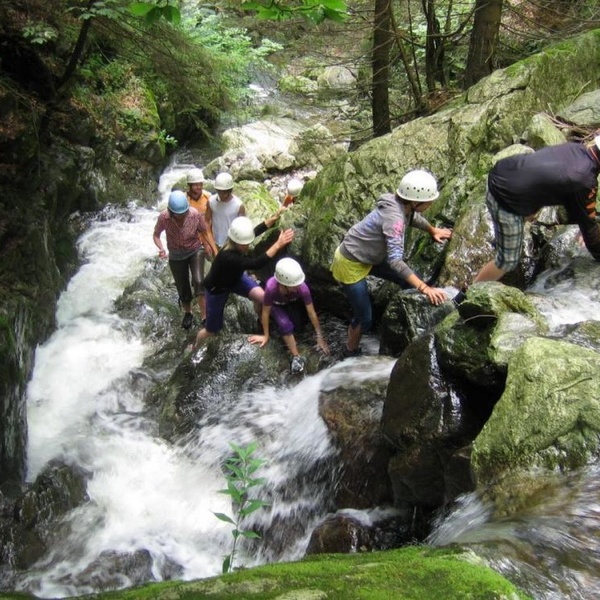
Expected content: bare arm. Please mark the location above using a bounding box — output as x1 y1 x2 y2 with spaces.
405 272 448 306
266 229 294 257
153 233 167 259
248 305 272 347
306 303 329 355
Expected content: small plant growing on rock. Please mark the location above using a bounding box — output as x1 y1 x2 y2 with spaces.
214 441 269 574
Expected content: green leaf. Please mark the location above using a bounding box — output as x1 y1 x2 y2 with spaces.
162 5 181 25
320 0 348 10
222 554 231 574
213 512 236 525
146 6 163 25
240 530 261 539
128 2 155 17
240 499 269 514
323 7 347 23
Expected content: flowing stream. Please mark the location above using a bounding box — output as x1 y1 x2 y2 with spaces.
16 171 600 599
18 171 394 598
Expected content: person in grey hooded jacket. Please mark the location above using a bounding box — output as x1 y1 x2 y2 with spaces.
331 170 452 356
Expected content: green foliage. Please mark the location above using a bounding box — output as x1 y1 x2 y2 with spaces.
65 0 179 24
214 441 269 574
66 0 123 21
241 0 348 24
129 1 181 24
183 12 283 108
22 21 58 45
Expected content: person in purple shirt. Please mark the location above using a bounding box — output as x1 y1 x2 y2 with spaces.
190 212 293 352
248 257 330 374
454 135 600 303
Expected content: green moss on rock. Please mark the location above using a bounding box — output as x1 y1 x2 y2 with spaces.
27 546 529 600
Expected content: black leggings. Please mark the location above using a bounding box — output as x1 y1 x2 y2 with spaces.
169 252 205 305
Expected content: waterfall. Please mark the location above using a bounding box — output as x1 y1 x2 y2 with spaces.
17 166 600 600
17 187 395 598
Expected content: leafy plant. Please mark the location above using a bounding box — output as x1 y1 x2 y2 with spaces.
240 0 348 24
183 13 283 108
129 1 181 25
214 441 269 574
22 22 58 45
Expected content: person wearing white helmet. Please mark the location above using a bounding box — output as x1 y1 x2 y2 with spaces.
191 208 293 350
153 190 215 330
282 178 304 207
331 169 452 357
206 171 246 248
248 257 329 374
185 168 218 318
455 134 600 304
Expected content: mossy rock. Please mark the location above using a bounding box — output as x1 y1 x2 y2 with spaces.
6 546 529 599
472 337 600 493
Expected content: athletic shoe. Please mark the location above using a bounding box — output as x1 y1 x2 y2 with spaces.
181 312 193 330
341 346 362 358
290 355 305 374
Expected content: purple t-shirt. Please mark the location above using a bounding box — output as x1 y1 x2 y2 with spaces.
263 276 313 307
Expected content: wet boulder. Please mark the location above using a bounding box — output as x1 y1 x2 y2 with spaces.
379 291 455 357
154 321 331 442
472 337 600 516
305 509 411 555
436 282 546 388
318 357 395 509
1 462 89 572
382 333 486 516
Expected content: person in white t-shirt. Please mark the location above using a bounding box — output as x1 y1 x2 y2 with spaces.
206 172 245 248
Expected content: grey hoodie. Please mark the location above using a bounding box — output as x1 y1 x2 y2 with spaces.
339 193 431 281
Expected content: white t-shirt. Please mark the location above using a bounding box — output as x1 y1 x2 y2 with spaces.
208 194 243 246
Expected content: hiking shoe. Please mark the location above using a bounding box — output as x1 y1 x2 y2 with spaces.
181 312 193 330
341 346 362 359
290 355 305 374
452 289 467 306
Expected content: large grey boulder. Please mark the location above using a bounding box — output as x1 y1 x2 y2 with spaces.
471 336 600 515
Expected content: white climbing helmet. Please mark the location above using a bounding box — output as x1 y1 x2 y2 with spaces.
214 172 234 191
286 178 304 198
275 257 305 287
187 168 205 184
396 169 439 202
228 216 255 245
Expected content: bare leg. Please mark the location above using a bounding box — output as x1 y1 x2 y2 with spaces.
182 302 192 313
197 295 206 321
473 260 506 283
192 327 214 351
282 333 299 357
249 286 265 316
347 323 362 352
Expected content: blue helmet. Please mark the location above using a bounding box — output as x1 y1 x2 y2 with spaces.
168 190 189 214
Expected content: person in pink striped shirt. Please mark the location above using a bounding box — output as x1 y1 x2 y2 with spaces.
153 190 217 329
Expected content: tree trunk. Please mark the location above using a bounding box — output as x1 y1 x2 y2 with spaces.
422 0 446 91
372 0 393 137
464 0 503 88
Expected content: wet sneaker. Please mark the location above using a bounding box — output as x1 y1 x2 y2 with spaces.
452 289 467 306
290 355 305 374
341 346 362 358
181 312 193 330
